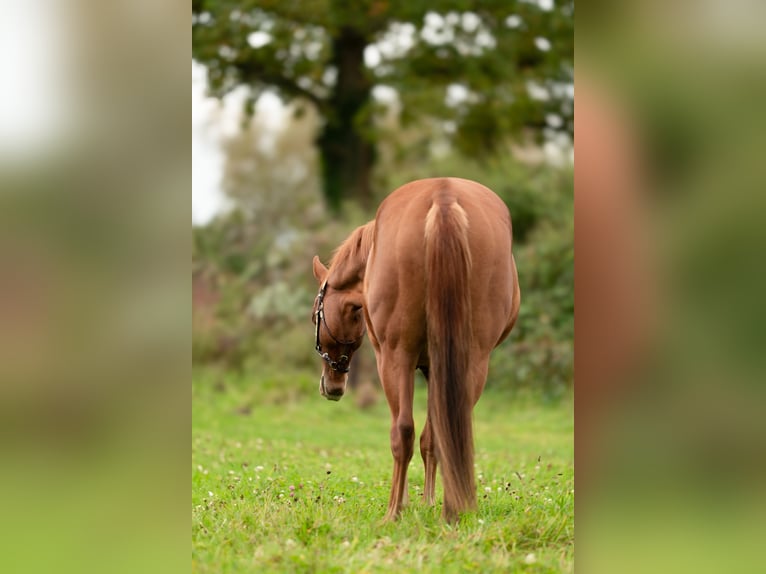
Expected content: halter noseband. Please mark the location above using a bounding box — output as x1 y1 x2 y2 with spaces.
314 281 363 373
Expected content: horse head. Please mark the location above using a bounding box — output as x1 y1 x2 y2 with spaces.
312 256 366 401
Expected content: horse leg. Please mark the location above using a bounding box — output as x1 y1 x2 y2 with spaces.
469 354 491 406
420 416 437 505
418 366 437 505
494 256 522 347
378 351 416 522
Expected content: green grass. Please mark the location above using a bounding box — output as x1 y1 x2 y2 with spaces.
192 371 574 573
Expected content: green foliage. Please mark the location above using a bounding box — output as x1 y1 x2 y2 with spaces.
499 169 573 400
193 200 365 373
193 1 573 205
192 372 573 572
192 1 573 131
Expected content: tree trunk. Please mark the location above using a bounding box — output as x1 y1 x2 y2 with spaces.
317 26 375 212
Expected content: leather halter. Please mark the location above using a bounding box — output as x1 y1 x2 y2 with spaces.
314 281 364 373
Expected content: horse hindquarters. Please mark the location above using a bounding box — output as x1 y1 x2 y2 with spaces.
424 199 477 522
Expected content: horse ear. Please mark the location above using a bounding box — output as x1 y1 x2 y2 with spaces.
312 255 328 284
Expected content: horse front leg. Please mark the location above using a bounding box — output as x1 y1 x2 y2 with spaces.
378 351 415 522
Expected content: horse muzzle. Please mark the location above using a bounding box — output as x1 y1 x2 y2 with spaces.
320 373 346 401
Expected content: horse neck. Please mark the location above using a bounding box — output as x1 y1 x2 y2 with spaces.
328 221 374 290
328 257 366 292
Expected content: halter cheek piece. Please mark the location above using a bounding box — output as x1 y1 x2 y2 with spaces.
314 281 364 373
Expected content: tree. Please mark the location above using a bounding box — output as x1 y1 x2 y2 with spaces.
192 0 573 211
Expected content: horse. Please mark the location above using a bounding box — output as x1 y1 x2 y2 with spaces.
311 177 520 522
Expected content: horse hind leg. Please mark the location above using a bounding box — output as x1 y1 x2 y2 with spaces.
418 366 437 505
378 352 416 522
420 416 437 505
386 410 415 521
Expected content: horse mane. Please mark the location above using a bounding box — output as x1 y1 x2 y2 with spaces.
329 220 375 287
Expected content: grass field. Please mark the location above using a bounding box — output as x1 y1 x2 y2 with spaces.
192 371 574 573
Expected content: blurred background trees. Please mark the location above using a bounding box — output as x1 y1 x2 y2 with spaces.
193 0 572 210
192 0 573 401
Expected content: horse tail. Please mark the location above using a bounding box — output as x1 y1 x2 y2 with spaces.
424 194 476 521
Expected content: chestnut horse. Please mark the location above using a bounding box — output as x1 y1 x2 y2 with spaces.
312 177 520 522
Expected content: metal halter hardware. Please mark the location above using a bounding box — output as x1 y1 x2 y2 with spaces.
314 281 363 373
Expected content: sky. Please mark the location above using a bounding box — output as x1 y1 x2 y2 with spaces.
0 0 66 161
191 63 226 226
192 62 286 225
